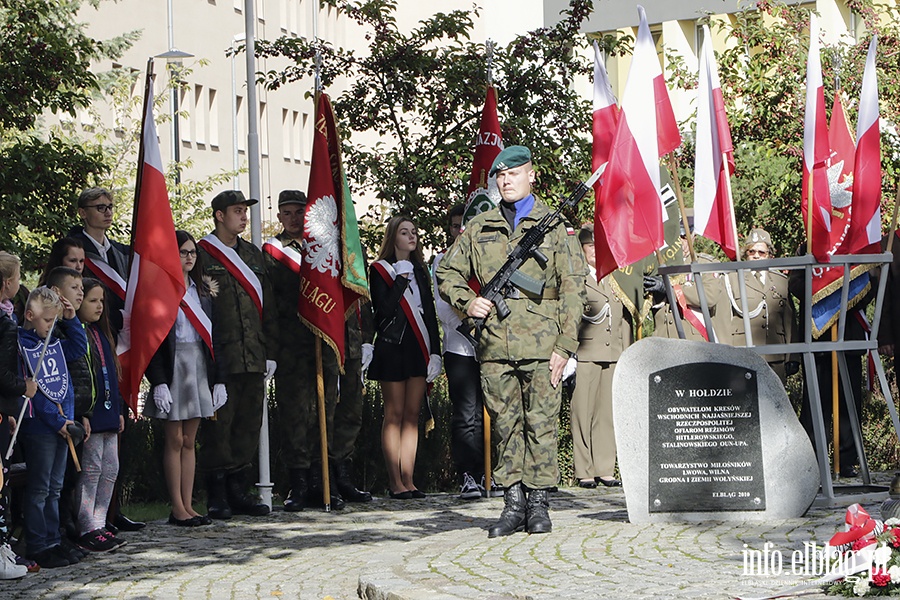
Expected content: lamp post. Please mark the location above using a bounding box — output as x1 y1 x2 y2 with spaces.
155 49 194 194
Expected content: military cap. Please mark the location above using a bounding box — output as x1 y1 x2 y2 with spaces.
211 189 258 212
578 224 593 246
278 190 307 207
489 145 532 177
743 228 773 253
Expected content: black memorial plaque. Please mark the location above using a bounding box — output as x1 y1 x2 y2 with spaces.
648 363 765 512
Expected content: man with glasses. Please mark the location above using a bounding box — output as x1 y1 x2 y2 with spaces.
724 228 797 384
68 189 145 534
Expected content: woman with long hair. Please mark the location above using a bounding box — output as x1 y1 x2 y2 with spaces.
368 216 440 499
38 238 85 286
144 230 221 526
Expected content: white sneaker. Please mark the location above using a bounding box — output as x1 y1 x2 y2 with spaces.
481 475 504 498
0 544 27 579
459 473 482 500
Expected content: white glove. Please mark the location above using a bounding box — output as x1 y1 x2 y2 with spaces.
393 260 414 278
426 354 442 383
361 343 374 371
563 357 577 381
153 384 172 414
212 384 228 411
265 360 278 381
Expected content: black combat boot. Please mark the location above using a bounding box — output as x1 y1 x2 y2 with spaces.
487 482 526 538
207 471 232 520
335 459 372 503
283 468 309 512
225 470 270 516
308 462 345 511
525 488 552 534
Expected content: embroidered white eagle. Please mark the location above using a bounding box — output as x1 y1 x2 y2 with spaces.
303 194 341 277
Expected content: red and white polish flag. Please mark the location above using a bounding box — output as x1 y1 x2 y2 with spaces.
848 35 882 254
118 68 185 414
594 5 681 280
693 24 737 260
802 14 833 262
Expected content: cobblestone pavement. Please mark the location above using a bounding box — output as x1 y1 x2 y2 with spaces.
3 485 875 600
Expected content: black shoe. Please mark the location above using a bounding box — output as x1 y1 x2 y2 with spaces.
168 513 202 527
409 489 426 499
104 521 119 535
31 547 70 568
388 490 412 499
335 460 373 503
487 482 527 538
525 489 552 534
60 538 88 560
840 467 860 478
113 513 146 532
195 514 213 526
207 471 233 520
283 468 309 513
578 479 597 489
225 470 271 516
596 477 622 487
308 463 345 511
56 539 83 562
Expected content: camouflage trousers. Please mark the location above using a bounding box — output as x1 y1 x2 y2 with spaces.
275 344 339 470
332 356 364 462
199 372 265 473
480 359 562 489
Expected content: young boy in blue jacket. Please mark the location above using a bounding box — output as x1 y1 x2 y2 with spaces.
17 287 86 568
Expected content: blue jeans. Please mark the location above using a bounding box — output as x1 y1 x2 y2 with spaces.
21 433 67 555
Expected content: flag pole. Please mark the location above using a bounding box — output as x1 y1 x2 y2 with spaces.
129 58 154 283
483 37 494 498
667 154 696 263
244 0 272 509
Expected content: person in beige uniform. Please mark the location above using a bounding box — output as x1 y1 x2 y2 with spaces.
724 228 797 383
568 225 630 488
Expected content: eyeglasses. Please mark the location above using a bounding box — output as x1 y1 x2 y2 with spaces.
179 249 197 258
746 249 769 257
85 203 114 214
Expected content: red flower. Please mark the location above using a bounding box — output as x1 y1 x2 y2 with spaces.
872 568 891 587
852 537 876 552
892 528 900 548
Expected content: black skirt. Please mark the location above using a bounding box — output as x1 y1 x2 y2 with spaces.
368 327 428 382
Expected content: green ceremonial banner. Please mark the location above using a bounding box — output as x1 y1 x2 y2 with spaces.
341 166 368 299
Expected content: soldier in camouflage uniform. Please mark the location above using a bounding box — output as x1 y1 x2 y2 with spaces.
264 190 345 511
197 190 276 519
331 299 375 502
437 146 586 537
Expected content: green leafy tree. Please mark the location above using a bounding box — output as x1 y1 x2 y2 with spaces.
0 0 137 271
255 0 622 251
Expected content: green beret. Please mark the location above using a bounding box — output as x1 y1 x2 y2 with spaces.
489 145 532 177
278 190 307 207
211 190 258 212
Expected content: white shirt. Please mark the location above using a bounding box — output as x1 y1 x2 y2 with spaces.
174 280 202 344
84 231 111 262
432 251 475 357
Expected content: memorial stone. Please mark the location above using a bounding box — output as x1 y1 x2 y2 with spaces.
613 337 819 523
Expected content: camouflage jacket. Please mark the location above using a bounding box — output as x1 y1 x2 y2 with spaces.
263 232 316 358
199 234 276 376
436 198 586 362
345 298 374 361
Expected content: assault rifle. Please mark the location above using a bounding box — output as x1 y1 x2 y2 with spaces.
457 163 607 347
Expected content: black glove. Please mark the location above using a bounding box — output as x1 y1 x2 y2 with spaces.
643 275 666 296
785 361 800 376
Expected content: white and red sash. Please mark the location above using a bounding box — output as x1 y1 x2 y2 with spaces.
262 237 302 274
198 234 263 318
673 285 710 342
84 256 127 301
372 260 432 365
180 289 214 358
